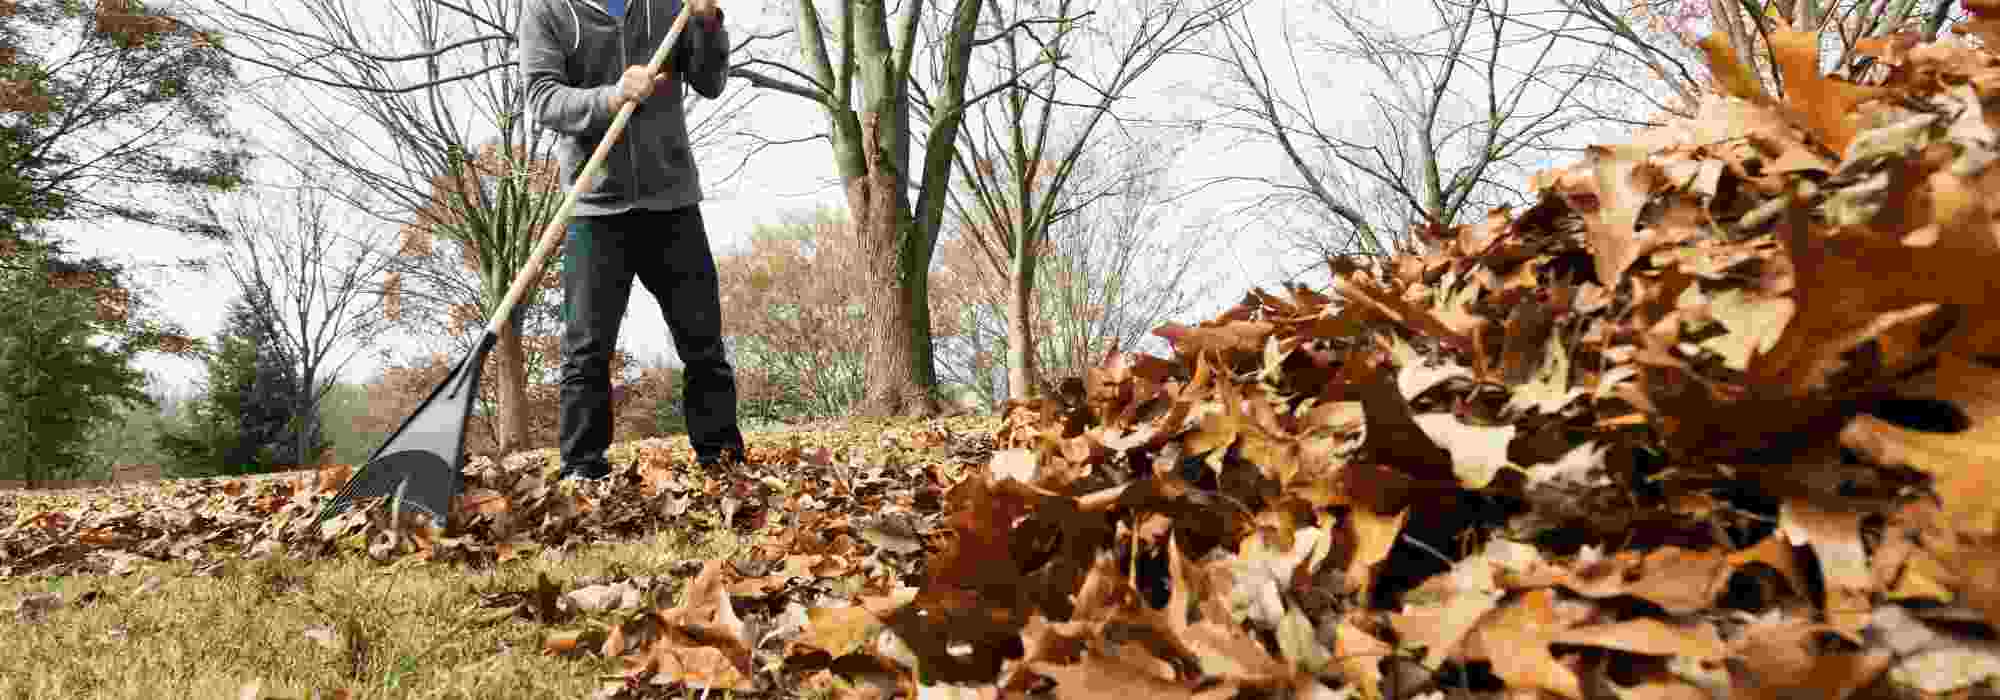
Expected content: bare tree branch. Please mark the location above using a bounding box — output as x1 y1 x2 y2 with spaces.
1189 0 1608 274
971 12 1095 47
199 148 398 464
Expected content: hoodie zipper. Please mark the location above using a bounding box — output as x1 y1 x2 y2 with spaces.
587 0 646 204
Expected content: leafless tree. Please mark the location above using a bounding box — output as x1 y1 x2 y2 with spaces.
721 0 1107 416
937 0 1241 402
934 127 1213 408
1196 0 1601 280
1032 135 1212 383
198 150 398 465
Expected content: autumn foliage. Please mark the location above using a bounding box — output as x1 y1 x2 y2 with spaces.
91 0 177 49
414 143 561 238
2 1 182 113
380 142 564 325
713 209 891 417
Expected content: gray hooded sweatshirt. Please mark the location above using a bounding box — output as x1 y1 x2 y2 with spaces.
518 0 730 218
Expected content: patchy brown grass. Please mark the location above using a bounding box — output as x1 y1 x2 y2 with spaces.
0 416 1001 699
0 517 741 699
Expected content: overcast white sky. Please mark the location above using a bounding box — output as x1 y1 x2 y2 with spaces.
45 0 1610 396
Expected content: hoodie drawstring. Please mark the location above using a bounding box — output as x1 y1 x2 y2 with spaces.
566 0 581 52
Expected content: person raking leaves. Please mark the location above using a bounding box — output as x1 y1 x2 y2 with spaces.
520 0 747 480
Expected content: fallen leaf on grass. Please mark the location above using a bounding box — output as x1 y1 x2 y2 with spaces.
1332 616 1392 700
565 581 644 613
637 642 757 691
11 591 60 623
1578 143 1668 287
1771 26 1893 156
1728 615 1891 700
791 605 882 659
544 627 605 656
1548 546 1734 615
1345 506 1407 597
1029 650 1194 699
1393 555 1505 669
1842 352 2000 536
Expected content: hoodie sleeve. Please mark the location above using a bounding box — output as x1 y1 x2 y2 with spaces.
675 6 730 99
520 0 620 135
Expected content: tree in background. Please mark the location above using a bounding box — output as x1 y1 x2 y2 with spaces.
1199 0 1599 271
381 176 568 458
0 232 184 484
82 385 178 477
155 320 256 475
942 0 1240 403
933 130 1213 409
0 0 243 483
312 380 377 465
714 207 872 420
386 142 564 455
198 150 396 466
0 0 250 241
156 297 313 476
1025 140 1211 385
727 0 1068 417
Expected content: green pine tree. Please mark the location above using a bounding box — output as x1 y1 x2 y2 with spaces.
156 297 308 476
0 234 156 484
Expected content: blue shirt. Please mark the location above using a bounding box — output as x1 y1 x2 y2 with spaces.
606 0 625 16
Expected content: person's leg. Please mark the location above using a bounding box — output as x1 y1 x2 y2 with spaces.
557 212 640 479
632 205 745 464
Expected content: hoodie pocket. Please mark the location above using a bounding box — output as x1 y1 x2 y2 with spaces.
620 83 694 201
640 147 690 200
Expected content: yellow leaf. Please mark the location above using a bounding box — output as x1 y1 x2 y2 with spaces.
794 606 881 659
1842 353 2000 536
1184 406 1241 463
1770 26 1892 155
1698 33 1770 104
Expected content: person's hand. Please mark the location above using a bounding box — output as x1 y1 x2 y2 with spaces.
689 0 719 22
610 64 670 112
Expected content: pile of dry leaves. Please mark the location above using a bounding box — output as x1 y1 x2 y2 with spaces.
753 22 2000 700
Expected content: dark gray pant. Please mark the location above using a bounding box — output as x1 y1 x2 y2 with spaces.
558 204 744 472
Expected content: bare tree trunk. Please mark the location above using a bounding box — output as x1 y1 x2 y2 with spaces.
496 318 529 453
1005 230 1037 401
297 366 316 465
850 114 939 418
854 218 933 417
